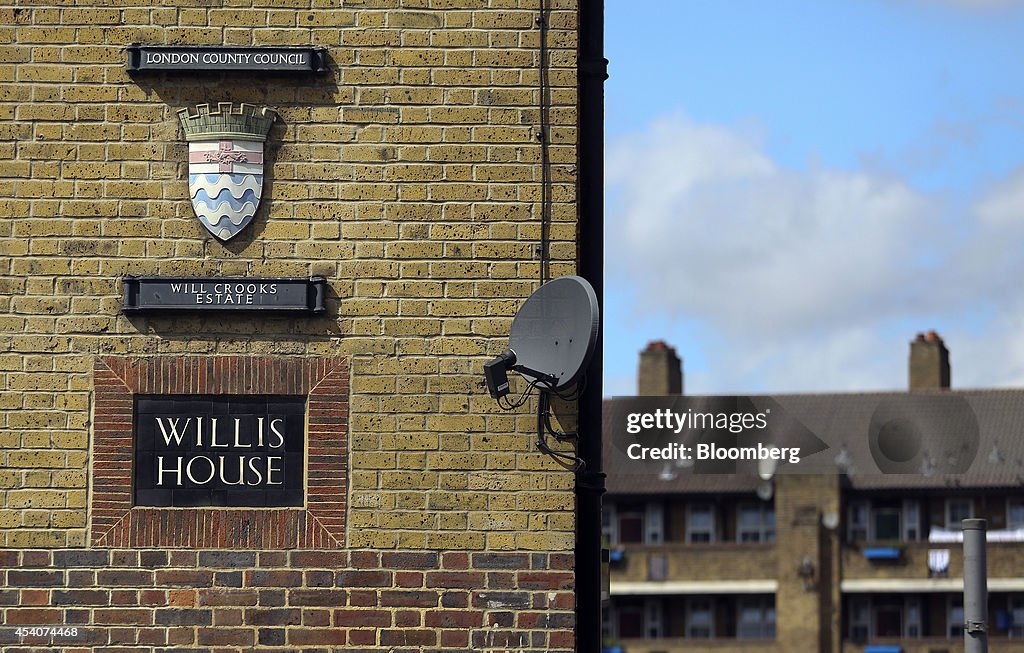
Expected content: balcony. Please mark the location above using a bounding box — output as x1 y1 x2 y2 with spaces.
842 541 1024 588
609 543 777 593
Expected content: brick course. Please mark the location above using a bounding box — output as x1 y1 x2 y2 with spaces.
0 548 575 650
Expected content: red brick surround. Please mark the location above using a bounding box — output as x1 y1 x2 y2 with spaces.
91 357 348 549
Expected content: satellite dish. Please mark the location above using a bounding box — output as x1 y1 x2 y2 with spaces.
484 276 599 399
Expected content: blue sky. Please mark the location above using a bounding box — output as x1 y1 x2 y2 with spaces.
603 0 1024 396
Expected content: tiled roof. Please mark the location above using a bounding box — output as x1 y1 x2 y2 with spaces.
603 389 1024 495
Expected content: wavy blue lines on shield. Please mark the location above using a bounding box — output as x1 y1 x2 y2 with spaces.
191 187 259 210
188 174 263 199
186 173 264 241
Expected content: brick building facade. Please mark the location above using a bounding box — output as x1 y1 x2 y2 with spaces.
604 337 1024 653
1 1 596 650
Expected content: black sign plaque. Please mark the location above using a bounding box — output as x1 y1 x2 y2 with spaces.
127 45 328 73
122 276 327 315
134 395 305 507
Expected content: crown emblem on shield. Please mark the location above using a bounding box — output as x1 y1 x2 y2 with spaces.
177 103 276 241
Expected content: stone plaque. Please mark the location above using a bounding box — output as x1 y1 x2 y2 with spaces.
127 46 328 73
134 395 305 507
122 276 327 314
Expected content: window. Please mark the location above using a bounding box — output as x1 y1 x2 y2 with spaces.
686 598 713 638
848 501 869 542
1008 497 1024 530
905 597 921 638
1010 596 1024 638
616 601 644 639
686 504 715 543
737 596 775 639
645 598 664 639
616 502 645 544
946 499 974 530
737 503 776 543
645 502 664 544
903 499 920 541
602 504 614 544
949 598 964 638
848 597 921 640
849 597 870 642
847 499 920 542
873 506 901 541
605 502 665 545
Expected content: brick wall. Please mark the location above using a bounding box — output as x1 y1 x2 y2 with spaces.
1 0 580 649
0 548 575 651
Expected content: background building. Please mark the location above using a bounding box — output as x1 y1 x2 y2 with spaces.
604 336 1024 653
0 2 599 650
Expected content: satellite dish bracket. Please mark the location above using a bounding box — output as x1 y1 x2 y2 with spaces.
510 364 559 388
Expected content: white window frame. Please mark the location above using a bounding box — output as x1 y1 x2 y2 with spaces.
644 597 664 639
1010 595 1024 638
602 604 616 640
904 596 921 639
948 596 965 639
602 502 617 545
849 596 870 642
686 503 715 544
737 596 775 639
945 498 974 530
737 503 776 543
645 502 664 545
1008 497 1024 530
848 500 869 542
685 597 714 639
849 499 922 542
903 499 920 542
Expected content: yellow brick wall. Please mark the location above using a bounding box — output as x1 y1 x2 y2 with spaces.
0 1 580 551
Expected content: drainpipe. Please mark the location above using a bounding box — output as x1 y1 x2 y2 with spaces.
576 0 607 651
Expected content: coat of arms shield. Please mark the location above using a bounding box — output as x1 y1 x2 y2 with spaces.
177 103 276 241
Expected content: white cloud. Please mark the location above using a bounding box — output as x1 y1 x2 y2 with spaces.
606 112 1024 394
608 112 941 339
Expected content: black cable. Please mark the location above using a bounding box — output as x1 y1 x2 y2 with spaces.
537 0 551 285
537 437 584 471
535 390 584 470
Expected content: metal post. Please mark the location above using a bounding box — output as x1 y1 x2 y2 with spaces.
963 518 988 653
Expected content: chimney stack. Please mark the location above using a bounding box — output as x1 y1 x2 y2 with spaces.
909 330 950 390
638 340 683 395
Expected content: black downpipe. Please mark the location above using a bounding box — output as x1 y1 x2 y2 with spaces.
576 1 606 651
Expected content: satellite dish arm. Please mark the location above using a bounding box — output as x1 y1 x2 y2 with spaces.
510 363 559 387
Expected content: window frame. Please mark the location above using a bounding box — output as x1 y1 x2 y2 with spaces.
685 597 714 639
945 498 974 530
948 596 965 639
686 503 716 544
849 596 870 642
737 596 776 639
1007 497 1024 530
1010 595 1024 638
737 502 776 544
